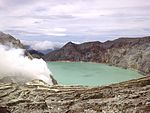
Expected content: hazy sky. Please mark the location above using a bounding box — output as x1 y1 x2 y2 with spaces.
0 0 150 50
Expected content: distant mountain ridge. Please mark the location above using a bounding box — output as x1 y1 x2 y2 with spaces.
44 36 150 75
24 44 54 55
38 49 54 54
28 49 44 59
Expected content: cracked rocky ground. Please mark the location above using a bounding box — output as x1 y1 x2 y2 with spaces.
0 76 150 113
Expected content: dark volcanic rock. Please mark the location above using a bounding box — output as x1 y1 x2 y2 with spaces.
28 49 44 59
50 75 58 85
44 37 150 75
0 107 11 113
0 77 150 113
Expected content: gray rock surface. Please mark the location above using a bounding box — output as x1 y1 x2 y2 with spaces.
0 77 150 113
0 32 24 49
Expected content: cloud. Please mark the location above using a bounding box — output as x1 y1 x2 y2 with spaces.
21 40 64 50
0 0 150 42
53 28 67 32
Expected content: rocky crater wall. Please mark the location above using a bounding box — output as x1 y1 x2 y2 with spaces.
44 37 150 75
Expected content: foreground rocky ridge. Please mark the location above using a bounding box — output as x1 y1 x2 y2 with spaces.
0 76 150 113
44 37 150 75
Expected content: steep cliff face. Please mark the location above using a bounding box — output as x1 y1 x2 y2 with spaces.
44 37 150 75
104 37 150 75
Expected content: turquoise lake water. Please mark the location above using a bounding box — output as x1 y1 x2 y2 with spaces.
47 62 143 86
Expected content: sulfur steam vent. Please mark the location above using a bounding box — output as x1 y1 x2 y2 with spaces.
0 32 56 85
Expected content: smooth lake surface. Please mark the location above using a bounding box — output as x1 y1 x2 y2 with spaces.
47 62 143 86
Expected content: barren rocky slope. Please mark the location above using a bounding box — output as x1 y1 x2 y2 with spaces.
0 76 150 113
0 32 33 58
0 32 44 59
0 32 24 48
0 32 57 85
44 37 150 75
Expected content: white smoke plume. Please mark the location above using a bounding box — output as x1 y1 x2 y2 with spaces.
22 40 64 51
0 44 53 85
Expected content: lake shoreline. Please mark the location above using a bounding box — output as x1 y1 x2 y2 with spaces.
47 61 143 86
46 60 145 77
